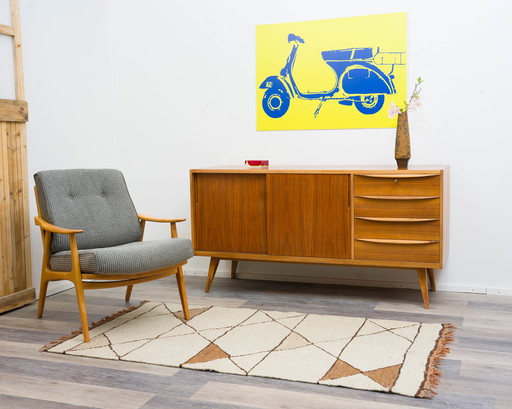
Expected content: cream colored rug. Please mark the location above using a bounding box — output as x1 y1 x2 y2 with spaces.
43 301 454 398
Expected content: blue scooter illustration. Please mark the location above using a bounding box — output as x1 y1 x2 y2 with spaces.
259 34 404 118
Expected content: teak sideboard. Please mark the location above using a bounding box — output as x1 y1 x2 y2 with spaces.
190 166 449 308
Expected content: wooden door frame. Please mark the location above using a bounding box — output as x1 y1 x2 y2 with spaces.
0 0 34 313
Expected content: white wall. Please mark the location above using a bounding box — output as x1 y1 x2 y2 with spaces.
21 0 116 294
20 0 512 296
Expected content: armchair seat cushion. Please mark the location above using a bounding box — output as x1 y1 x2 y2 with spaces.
50 238 193 275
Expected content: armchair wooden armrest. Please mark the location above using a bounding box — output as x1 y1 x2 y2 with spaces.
137 214 186 239
34 216 84 235
137 214 186 224
34 216 83 280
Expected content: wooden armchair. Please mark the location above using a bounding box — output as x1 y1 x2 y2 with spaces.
34 169 193 342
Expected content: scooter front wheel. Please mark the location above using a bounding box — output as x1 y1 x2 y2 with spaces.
262 88 290 118
354 94 385 115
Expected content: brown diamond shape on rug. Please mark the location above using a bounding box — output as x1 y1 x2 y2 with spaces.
185 343 230 365
276 332 310 351
320 359 361 381
364 364 402 388
174 307 210 321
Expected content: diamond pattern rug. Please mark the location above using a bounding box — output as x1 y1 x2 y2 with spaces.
43 301 454 398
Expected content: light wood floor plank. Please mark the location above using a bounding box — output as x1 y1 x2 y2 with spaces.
447 346 512 368
0 276 510 408
191 381 437 409
0 373 155 409
0 340 179 376
0 394 92 409
0 316 82 333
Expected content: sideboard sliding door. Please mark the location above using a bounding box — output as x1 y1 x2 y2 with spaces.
267 174 351 259
193 173 267 254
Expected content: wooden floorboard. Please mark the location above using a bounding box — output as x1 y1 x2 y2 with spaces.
0 275 510 409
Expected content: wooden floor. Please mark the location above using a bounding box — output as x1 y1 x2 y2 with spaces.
1 275 511 409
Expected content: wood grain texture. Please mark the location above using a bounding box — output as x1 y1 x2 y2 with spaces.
193 381 422 409
0 100 28 122
355 219 440 241
0 121 33 305
354 175 441 196
190 168 448 303
354 197 440 219
267 174 350 258
0 1 33 313
192 173 267 253
10 0 26 100
190 165 449 173
0 24 15 36
0 288 35 313
355 241 441 264
0 373 155 409
0 276 509 408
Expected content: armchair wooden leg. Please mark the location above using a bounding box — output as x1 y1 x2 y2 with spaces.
37 278 50 318
175 267 190 320
426 268 436 291
205 257 220 293
125 285 133 302
74 281 90 342
231 260 238 279
417 268 430 309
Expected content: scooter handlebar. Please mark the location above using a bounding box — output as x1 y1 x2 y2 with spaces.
288 34 305 44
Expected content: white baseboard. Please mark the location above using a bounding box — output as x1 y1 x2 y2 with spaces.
184 269 512 296
36 270 512 299
486 288 512 296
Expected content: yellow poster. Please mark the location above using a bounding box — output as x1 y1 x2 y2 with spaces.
256 13 407 131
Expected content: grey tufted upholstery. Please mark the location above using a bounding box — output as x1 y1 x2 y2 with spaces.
35 169 143 253
50 238 194 275
34 169 193 275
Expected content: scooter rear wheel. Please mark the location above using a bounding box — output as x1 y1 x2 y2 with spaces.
354 94 384 115
262 88 290 118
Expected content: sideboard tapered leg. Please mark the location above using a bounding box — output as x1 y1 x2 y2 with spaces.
231 260 239 279
417 268 430 309
205 257 220 293
427 268 436 292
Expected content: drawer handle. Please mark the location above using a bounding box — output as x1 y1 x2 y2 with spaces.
355 195 440 200
354 173 438 179
356 238 439 245
356 217 439 222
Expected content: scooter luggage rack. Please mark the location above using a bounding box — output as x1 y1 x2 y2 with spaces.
373 51 406 66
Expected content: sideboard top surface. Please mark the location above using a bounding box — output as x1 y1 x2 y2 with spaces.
190 165 449 174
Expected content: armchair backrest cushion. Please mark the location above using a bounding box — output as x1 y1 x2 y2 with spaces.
34 169 143 253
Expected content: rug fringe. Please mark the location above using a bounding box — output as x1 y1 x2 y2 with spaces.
415 323 456 398
40 300 149 352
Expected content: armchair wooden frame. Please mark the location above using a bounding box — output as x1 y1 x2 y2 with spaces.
35 193 190 342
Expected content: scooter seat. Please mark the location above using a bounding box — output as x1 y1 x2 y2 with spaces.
322 47 373 62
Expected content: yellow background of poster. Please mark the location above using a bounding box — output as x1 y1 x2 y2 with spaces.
256 13 407 131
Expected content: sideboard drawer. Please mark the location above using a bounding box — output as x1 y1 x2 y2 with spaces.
354 175 441 197
354 218 440 241
354 197 440 218
355 240 441 263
